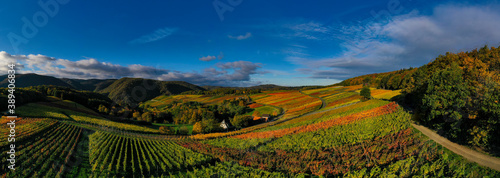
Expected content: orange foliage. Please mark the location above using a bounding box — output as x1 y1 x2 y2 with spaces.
248 103 264 108
326 95 362 108
344 85 363 91
253 91 322 119
232 102 399 139
370 89 391 96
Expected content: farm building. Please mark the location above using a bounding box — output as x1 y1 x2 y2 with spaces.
254 114 271 122
220 119 233 130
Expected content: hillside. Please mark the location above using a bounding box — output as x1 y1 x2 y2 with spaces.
98 77 205 106
0 73 75 88
340 45 500 155
0 73 117 92
61 78 116 91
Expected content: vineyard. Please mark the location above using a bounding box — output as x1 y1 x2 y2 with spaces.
0 118 57 146
69 114 160 134
1 121 83 177
250 91 322 119
181 128 500 177
88 131 213 177
232 102 399 139
16 103 72 120
142 94 248 109
16 102 160 134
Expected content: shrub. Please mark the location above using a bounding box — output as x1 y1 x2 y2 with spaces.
159 126 175 134
231 115 254 129
178 126 190 135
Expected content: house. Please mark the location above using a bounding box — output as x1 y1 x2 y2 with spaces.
261 114 270 122
220 120 232 130
253 114 271 122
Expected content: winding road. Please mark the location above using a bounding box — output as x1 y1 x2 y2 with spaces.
299 90 326 110
412 123 500 171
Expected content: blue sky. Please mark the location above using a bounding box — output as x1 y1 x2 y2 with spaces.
1 0 500 86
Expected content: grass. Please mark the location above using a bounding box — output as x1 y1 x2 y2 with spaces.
152 123 194 135
54 100 98 114
17 103 71 120
243 105 280 116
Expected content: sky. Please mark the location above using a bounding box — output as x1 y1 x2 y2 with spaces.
1 0 500 86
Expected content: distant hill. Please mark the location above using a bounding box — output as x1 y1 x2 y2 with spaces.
98 78 205 106
61 78 117 91
248 84 284 90
0 74 206 107
0 73 119 92
202 84 302 90
0 73 75 88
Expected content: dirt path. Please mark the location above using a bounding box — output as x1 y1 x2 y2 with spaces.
412 124 500 171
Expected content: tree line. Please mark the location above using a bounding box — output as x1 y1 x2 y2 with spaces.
342 45 500 152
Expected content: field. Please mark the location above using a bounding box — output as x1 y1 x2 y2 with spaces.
16 103 72 120
250 91 322 119
2 85 499 177
88 131 212 177
141 94 248 110
152 123 194 135
1 121 83 177
16 101 160 133
243 105 280 116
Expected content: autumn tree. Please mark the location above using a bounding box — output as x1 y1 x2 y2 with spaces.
142 112 154 122
192 122 203 134
178 126 190 135
132 111 142 120
363 76 371 86
421 62 469 138
98 104 109 114
231 115 253 129
159 126 175 134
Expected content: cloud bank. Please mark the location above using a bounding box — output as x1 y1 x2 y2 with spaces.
0 51 262 86
292 4 500 80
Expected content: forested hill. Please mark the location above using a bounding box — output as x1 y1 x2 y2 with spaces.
0 73 117 92
0 74 206 107
0 73 75 89
61 78 117 91
97 77 206 107
341 45 500 153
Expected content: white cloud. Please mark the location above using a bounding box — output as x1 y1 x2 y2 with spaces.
199 55 217 61
228 32 252 40
296 4 500 79
199 52 224 61
129 27 178 44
